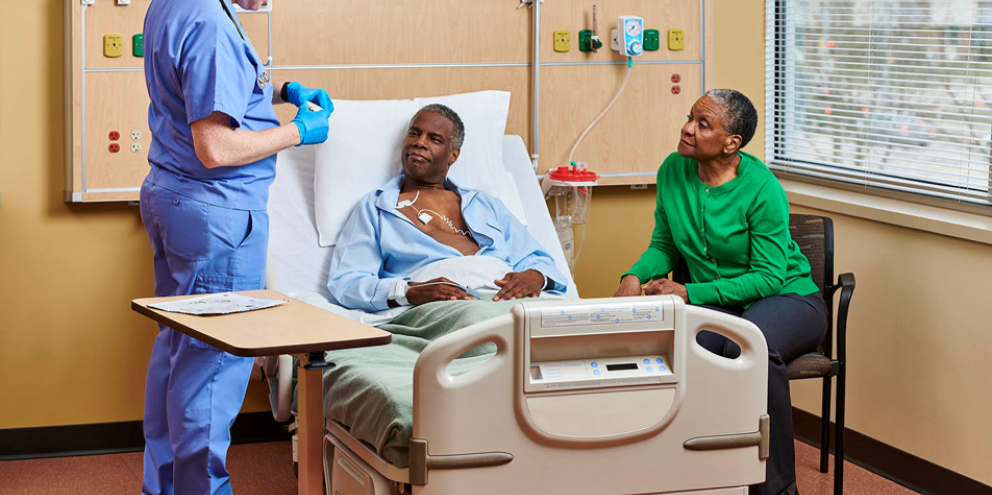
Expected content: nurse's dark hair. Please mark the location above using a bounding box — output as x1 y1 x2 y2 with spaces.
414 104 465 149
703 89 758 149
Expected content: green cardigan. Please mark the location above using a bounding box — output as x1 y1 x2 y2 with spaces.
625 151 820 307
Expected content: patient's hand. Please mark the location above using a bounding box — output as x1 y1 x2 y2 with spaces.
493 270 545 302
613 274 643 298
407 277 477 306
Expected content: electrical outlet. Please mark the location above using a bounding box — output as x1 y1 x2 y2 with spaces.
131 130 142 140
668 29 685 51
109 131 120 141
133 34 144 57
104 34 124 58
644 29 660 51
671 73 681 83
553 30 570 52
131 143 143 153
671 85 682 95
109 143 120 153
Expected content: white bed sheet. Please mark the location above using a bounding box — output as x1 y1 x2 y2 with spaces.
265 135 578 317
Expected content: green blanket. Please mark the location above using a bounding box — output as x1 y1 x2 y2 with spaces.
321 298 520 467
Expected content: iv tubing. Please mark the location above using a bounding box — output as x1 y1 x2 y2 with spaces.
567 57 633 164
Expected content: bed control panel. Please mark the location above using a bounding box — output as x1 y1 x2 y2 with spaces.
520 296 680 393
530 355 672 385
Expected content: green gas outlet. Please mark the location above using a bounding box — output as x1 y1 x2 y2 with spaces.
644 29 660 51
578 29 603 52
133 34 144 57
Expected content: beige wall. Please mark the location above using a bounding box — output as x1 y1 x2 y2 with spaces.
574 0 992 486
1 0 990 486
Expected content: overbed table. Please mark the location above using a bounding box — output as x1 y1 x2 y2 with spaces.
133 290 392 495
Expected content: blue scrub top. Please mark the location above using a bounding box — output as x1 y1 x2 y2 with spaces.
144 0 280 210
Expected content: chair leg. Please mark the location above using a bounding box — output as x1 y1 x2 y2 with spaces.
834 362 846 495
820 375 833 473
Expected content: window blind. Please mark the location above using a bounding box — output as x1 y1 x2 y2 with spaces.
766 0 992 207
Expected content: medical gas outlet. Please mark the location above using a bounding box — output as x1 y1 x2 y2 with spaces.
611 16 644 57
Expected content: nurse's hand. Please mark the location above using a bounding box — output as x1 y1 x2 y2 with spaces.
613 274 643 298
292 104 331 146
644 279 689 303
284 82 334 114
407 278 477 306
493 270 544 302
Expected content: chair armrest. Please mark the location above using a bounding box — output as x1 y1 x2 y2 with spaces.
835 273 856 363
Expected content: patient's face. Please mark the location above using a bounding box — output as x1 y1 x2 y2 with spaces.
402 111 461 184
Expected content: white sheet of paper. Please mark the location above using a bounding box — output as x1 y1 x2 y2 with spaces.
148 293 288 316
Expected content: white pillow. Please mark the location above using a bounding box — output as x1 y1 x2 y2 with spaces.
313 91 527 247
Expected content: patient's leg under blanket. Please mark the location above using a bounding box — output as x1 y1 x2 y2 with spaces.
320 298 527 468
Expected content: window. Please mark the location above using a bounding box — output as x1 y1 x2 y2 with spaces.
767 0 992 207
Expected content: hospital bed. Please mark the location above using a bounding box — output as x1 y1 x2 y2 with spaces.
261 136 771 494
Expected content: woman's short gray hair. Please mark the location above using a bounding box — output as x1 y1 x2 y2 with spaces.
703 89 758 149
415 104 465 149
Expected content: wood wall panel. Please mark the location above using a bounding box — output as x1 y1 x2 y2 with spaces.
84 1 271 69
84 71 152 190
272 67 533 148
540 63 700 177
273 0 531 66
541 0 703 62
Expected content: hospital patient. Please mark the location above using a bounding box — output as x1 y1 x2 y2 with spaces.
326 104 566 312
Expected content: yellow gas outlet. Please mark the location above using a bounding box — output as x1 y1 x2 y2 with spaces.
104 34 124 58
553 30 570 53
667 29 685 51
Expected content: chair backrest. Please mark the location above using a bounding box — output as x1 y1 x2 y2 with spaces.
789 214 834 300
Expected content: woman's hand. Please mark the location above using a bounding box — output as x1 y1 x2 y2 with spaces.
613 275 643 298
643 279 689 303
493 270 545 302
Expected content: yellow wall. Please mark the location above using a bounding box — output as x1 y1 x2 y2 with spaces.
2 0 990 487
0 0 271 429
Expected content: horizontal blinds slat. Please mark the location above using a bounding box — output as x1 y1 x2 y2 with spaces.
771 159 989 199
772 132 992 175
790 45 992 62
787 61 992 75
785 64 992 80
772 114 991 152
774 92 992 122
770 165 992 205
774 140 992 185
780 83 989 102
770 70 992 90
791 34 992 44
774 25 992 36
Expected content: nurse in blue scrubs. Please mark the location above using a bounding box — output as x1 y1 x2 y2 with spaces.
139 0 332 493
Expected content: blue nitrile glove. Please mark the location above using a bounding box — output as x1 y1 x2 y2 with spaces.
284 82 334 114
292 104 331 146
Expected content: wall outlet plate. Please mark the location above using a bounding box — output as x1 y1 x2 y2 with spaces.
133 34 144 57
668 28 685 51
131 143 142 153
644 29 660 51
553 30 570 52
131 130 142 140
104 34 124 58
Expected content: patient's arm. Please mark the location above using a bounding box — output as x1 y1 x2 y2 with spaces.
326 197 405 312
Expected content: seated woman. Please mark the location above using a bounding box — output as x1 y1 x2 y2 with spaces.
327 103 567 312
614 89 826 495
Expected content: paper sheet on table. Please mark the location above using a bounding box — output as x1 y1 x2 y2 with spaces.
148 293 289 316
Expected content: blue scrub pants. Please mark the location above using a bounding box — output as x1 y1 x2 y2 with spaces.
139 181 269 495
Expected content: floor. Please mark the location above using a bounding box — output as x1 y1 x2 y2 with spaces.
0 440 920 495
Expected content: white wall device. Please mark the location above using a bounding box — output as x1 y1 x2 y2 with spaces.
611 15 644 57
